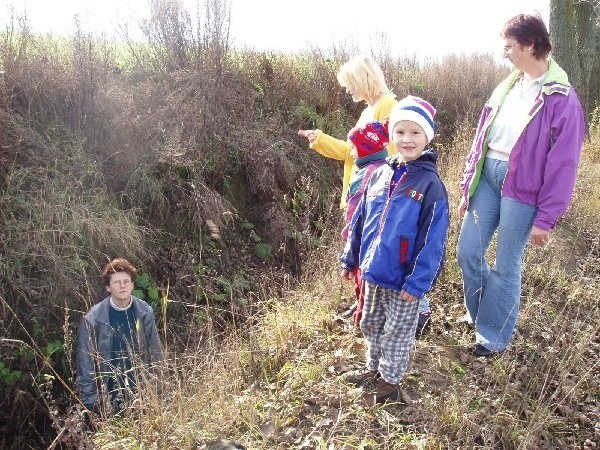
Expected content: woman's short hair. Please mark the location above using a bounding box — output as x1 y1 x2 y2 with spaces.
502 14 552 59
101 258 138 286
337 55 393 104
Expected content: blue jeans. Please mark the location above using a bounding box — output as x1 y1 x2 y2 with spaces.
457 158 536 351
418 295 430 315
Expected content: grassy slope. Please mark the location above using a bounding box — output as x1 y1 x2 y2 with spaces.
92 132 599 449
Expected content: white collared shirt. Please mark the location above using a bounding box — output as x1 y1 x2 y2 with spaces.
110 296 133 311
486 71 547 161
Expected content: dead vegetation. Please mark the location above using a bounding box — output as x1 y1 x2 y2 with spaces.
0 0 598 448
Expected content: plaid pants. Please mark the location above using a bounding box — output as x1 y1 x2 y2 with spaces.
361 281 420 384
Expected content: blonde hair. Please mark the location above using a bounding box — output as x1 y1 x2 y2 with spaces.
337 55 393 105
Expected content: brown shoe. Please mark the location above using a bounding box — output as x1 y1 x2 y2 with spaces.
344 368 379 387
361 378 409 406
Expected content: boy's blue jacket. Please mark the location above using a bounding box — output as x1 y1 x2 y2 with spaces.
340 149 449 298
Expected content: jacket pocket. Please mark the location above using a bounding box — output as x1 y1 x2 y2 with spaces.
399 236 411 271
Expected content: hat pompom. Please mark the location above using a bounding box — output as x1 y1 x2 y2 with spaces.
348 120 390 159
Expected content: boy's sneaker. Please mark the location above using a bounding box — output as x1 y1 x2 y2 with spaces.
344 368 379 387
469 343 504 358
415 312 431 337
360 378 406 406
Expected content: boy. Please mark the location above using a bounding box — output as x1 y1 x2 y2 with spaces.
76 258 163 414
340 96 449 405
344 121 433 332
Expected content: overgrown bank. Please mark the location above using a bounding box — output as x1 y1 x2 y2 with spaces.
90 133 600 449
1 2 598 448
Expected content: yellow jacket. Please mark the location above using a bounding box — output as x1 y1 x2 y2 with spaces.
310 94 397 209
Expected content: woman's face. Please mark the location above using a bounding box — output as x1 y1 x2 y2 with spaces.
502 36 532 70
345 83 365 103
106 272 134 304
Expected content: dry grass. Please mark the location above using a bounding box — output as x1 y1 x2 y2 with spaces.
0 1 598 448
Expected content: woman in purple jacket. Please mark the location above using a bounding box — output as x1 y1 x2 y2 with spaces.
457 14 586 357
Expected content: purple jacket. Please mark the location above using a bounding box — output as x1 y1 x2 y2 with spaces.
460 58 586 231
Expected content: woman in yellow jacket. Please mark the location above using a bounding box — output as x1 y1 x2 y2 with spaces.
298 54 397 210
298 55 432 336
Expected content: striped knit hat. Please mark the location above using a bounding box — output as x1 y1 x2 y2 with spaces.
388 96 436 143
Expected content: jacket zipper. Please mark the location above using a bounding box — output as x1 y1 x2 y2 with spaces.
378 169 407 235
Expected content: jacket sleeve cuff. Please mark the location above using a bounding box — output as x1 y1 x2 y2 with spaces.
308 129 323 149
533 216 554 231
340 262 354 271
402 284 424 300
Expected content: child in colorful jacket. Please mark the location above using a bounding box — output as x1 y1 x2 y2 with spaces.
340 96 449 405
343 120 390 325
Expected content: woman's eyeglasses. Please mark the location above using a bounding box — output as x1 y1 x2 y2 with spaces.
110 279 133 287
